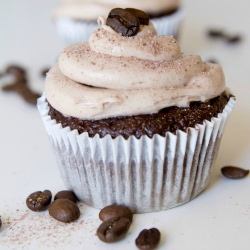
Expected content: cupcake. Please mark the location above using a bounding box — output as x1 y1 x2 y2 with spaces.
38 9 235 213
53 0 184 44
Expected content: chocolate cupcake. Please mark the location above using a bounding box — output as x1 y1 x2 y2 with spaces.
38 10 235 213
53 0 184 44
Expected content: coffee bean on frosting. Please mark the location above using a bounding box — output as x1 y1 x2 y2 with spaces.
221 166 249 179
49 199 80 223
99 204 133 222
135 228 161 250
106 8 140 37
26 190 52 212
125 8 149 25
97 217 131 243
54 190 78 203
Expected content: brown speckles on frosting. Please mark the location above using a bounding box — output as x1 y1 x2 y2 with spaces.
45 19 225 120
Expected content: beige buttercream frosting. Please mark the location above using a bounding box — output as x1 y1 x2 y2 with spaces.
45 19 225 120
54 0 180 20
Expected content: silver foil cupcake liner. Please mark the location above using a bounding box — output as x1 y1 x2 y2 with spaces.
55 18 100 44
55 9 184 44
151 8 185 37
38 94 235 213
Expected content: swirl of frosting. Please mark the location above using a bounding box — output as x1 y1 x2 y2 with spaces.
45 19 225 120
54 0 180 20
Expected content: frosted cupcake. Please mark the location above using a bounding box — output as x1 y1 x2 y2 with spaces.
53 0 184 44
38 9 235 213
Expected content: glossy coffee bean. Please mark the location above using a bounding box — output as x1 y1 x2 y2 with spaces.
49 199 80 223
106 8 139 37
54 190 78 203
99 204 133 222
26 190 52 212
125 8 149 25
135 228 161 250
97 217 131 243
221 166 249 179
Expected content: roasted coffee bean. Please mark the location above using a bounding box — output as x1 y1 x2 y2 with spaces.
26 190 52 212
6 65 27 82
41 67 50 77
207 29 224 38
0 216 2 229
207 28 242 44
1 63 41 105
106 8 140 37
49 199 80 223
207 58 218 64
135 228 161 250
226 34 242 44
221 166 249 179
97 217 131 243
2 83 40 105
99 204 133 222
54 190 78 203
125 8 149 25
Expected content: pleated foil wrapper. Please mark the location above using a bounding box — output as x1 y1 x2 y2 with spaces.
37 94 235 213
55 18 99 44
151 8 185 38
55 9 184 44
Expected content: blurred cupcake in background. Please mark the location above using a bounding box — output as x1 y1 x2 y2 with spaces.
53 0 184 44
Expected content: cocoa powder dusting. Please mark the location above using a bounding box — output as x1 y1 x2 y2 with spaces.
0 205 99 249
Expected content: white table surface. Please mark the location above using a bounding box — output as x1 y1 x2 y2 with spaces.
0 0 250 249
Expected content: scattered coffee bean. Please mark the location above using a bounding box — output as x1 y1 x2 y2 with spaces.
125 8 149 25
206 58 218 64
97 217 131 243
225 34 242 44
221 166 249 179
26 190 52 212
6 64 27 82
41 67 50 77
0 216 2 229
49 199 80 223
2 82 40 105
135 228 161 250
106 8 140 37
207 29 224 38
1 64 41 105
207 28 242 44
54 190 78 203
99 204 133 222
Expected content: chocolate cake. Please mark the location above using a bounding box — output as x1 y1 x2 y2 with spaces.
48 92 229 139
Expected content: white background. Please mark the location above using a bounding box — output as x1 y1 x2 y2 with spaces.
0 0 250 249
